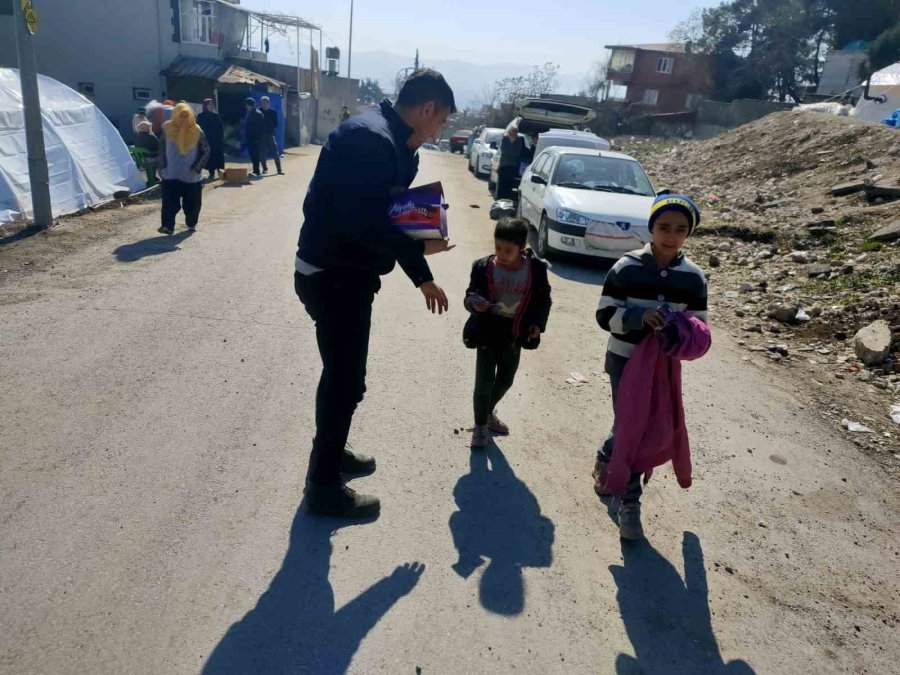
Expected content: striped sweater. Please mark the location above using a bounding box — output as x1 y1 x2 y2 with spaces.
597 244 708 359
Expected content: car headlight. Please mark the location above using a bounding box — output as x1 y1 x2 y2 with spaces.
556 209 593 226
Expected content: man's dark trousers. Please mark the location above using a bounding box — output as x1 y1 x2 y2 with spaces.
294 270 380 486
247 136 263 175
261 134 282 173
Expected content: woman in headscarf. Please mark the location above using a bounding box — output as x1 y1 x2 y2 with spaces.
197 98 225 180
157 102 210 235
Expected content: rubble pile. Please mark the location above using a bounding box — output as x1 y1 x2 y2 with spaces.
620 111 900 466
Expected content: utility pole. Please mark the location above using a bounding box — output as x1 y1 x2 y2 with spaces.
347 0 353 79
414 49 419 70
13 0 52 228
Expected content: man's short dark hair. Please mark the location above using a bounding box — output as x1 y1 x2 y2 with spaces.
396 68 457 113
495 217 529 246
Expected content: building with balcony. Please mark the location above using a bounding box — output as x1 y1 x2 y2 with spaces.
0 1 355 143
604 43 713 114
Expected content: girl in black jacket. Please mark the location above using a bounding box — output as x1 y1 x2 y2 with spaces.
464 217 552 448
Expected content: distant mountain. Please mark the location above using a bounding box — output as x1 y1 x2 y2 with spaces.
350 51 587 108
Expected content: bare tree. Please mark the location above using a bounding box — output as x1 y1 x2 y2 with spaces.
579 58 610 99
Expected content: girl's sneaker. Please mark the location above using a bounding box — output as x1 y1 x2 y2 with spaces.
470 425 490 449
488 411 509 435
592 459 613 496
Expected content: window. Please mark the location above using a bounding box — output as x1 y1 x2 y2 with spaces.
133 88 151 101
551 154 655 196
657 57 674 74
533 153 550 178
610 50 635 73
78 82 95 97
181 0 217 45
642 89 659 106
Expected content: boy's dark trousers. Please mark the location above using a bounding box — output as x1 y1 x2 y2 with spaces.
598 352 643 503
161 180 203 230
247 136 263 174
473 343 521 425
294 270 380 486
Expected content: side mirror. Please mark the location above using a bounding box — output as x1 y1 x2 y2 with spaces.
656 188 672 196
531 175 547 185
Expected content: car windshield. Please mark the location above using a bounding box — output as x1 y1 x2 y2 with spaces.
484 131 503 145
551 155 654 196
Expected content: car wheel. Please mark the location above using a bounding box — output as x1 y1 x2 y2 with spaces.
537 214 552 259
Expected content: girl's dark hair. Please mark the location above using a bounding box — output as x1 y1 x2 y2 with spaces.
495 217 529 246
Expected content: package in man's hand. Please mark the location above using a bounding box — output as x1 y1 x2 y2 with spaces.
388 181 449 240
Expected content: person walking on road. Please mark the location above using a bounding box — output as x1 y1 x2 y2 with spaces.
496 125 525 200
197 99 225 181
294 68 457 519
259 96 283 176
341 105 351 122
463 217 552 449
243 98 266 177
157 102 210 235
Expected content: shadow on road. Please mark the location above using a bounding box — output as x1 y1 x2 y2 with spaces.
449 443 555 615
203 504 424 675
113 229 194 262
610 532 756 675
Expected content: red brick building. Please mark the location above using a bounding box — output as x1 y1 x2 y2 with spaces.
604 43 714 114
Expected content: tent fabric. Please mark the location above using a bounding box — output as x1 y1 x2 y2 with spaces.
851 62 900 124
0 68 144 223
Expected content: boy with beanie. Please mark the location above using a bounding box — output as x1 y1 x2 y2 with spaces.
593 194 708 540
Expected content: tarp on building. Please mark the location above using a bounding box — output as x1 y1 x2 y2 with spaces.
851 62 900 124
0 68 144 223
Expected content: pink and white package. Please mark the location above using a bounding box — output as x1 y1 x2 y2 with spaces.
388 181 449 240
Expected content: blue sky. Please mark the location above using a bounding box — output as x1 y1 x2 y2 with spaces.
239 0 723 74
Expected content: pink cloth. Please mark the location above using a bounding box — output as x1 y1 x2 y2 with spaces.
605 314 712 495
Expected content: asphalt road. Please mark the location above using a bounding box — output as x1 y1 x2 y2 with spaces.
1 148 898 674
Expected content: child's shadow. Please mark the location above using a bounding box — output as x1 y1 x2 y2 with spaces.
202 504 424 674
610 532 756 674
448 443 555 615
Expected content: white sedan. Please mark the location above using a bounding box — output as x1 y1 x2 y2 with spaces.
468 127 504 178
517 147 658 260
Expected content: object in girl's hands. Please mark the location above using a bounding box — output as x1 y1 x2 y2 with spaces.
389 181 449 239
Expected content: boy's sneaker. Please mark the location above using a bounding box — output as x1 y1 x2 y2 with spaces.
157 225 174 235
487 411 509 435
470 425 490 449
305 483 380 519
592 459 613 496
618 502 644 541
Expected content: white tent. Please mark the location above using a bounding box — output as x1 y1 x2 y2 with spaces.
850 62 900 124
0 68 144 223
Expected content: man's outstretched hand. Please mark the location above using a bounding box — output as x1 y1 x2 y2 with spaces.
420 281 449 315
423 239 456 255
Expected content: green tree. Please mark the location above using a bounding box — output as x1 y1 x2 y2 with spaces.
358 78 385 104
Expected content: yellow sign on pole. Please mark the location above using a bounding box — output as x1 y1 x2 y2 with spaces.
21 0 37 35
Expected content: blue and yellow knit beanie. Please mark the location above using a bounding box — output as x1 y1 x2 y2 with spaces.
648 194 701 236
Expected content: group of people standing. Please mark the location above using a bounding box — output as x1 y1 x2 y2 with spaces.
134 96 283 236
294 68 711 545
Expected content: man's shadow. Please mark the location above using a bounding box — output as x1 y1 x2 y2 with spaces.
449 443 555 615
610 531 756 675
113 229 194 262
203 505 424 675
